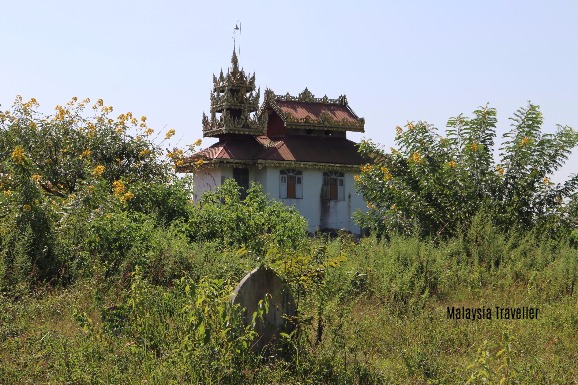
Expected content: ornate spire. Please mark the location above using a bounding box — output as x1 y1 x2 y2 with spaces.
230 49 239 75
202 51 266 137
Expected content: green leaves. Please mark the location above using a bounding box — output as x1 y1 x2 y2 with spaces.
187 179 308 253
356 103 578 238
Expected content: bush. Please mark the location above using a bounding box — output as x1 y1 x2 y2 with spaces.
186 179 308 254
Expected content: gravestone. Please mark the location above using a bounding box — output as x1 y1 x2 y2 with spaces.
232 266 296 355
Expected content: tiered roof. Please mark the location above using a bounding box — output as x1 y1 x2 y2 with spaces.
202 50 267 137
261 88 365 133
178 52 368 173
178 135 366 172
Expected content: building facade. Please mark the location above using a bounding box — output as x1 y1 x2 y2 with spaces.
178 50 368 235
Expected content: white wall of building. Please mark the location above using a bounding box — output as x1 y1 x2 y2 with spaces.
261 167 366 235
191 166 367 235
193 169 221 201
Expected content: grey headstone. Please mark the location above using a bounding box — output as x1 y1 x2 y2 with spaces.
232 266 296 355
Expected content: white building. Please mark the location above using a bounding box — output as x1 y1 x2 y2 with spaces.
179 50 368 235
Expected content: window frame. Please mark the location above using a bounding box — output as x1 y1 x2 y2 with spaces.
280 169 303 199
322 171 345 201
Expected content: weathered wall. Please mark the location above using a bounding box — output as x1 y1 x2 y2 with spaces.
192 168 221 201
262 167 366 235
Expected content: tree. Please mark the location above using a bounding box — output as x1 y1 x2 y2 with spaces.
354 103 578 238
0 96 190 286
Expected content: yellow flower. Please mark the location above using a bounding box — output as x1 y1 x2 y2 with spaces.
411 152 422 163
112 180 126 195
193 139 202 146
353 174 360 182
165 129 176 139
11 146 26 164
92 165 105 177
391 204 398 211
360 164 374 173
145 128 154 136
123 191 135 201
543 177 550 185
23 204 32 211
381 166 392 180
167 148 184 161
390 147 398 154
23 97 39 109
81 149 92 157
31 174 42 182
395 126 403 135
521 137 530 146
406 122 415 130
496 165 504 175
3 190 12 197
448 160 456 168
470 142 479 152
194 158 204 167
140 116 147 122
54 105 66 121
139 149 150 157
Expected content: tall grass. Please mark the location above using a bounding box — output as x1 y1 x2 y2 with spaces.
1 227 576 384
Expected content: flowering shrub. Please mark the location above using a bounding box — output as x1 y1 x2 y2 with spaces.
355 103 578 238
0 96 193 288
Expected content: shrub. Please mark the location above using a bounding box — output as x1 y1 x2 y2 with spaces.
186 179 308 254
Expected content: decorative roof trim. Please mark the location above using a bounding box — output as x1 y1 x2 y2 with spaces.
283 122 364 132
177 158 362 172
276 87 348 105
259 88 365 132
203 50 264 138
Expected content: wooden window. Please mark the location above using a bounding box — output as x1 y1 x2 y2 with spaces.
280 169 302 199
322 171 344 201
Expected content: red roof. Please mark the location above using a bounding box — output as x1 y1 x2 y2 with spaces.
189 135 366 167
276 100 360 126
258 136 365 164
177 89 368 172
260 89 365 132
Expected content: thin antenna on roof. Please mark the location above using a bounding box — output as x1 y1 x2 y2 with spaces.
234 21 241 55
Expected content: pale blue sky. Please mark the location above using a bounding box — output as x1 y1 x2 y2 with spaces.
2 0 577 182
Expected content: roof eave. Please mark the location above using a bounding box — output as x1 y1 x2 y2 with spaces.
178 158 364 173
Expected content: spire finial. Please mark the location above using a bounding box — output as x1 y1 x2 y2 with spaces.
233 21 241 56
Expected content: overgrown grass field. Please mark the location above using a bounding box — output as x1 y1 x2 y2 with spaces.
1 230 576 384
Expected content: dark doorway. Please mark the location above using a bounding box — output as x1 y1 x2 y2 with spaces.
233 168 249 198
